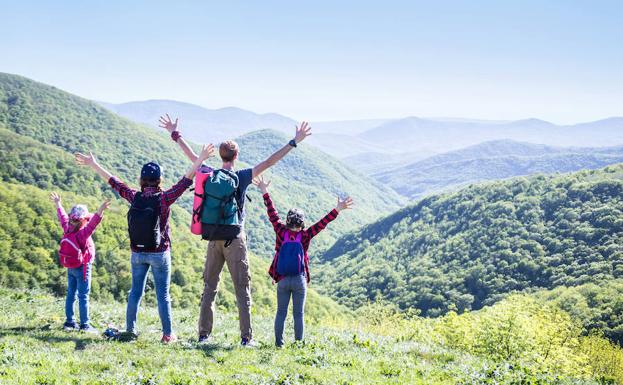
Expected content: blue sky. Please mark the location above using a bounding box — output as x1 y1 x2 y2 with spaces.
1 1 622 123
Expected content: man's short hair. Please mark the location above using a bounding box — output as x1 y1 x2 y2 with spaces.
219 140 239 162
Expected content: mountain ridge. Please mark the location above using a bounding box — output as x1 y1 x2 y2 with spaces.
373 139 623 199
318 163 623 317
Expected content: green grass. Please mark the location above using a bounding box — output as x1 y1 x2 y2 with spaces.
0 290 445 385
0 289 615 385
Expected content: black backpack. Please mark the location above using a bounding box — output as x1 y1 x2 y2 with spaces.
128 192 161 250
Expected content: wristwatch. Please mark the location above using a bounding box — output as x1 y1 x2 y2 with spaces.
288 139 297 148
171 131 182 142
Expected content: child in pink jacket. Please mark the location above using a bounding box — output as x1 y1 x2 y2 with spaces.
51 192 110 333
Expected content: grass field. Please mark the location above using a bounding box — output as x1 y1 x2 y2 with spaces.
0 288 616 385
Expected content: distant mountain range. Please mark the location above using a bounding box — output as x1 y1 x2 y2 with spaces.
99 100 296 143
358 117 623 155
374 140 623 199
101 99 623 162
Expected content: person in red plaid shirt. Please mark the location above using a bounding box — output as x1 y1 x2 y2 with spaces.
75 144 214 344
253 175 353 347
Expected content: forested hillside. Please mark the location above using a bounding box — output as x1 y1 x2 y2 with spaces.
0 182 345 319
236 129 405 257
0 72 401 316
375 139 623 199
0 73 402 260
535 280 623 345
319 164 623 316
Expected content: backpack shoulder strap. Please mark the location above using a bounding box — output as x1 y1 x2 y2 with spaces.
294 232 303 242
131 191 143 206
62 231 85 255
283 230 290 241
219 168 240 188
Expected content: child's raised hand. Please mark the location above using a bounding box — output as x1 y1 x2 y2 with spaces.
336 195 354 212
50 192 62 205
75 151 98 167
199 144 215 161
96 199 111 215
253 176 271 194
158 114 178 133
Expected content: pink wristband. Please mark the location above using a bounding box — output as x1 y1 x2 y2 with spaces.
171 131 182 142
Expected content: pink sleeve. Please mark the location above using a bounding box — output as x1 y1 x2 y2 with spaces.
57 206 70 233
77 214 103 242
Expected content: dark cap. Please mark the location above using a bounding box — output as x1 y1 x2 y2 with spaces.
141 162 161 179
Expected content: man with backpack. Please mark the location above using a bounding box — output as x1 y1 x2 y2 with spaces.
159 114 311 346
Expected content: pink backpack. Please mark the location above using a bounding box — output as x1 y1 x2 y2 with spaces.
59 232 85 269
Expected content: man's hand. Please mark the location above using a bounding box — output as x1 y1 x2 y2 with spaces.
252 175 271 194
294 121 312 144
336 195 354 212
96 199 112 216
199 144 215 161
75 151 98 168
158 114 178 133
50 192 62 205
252 121 312 178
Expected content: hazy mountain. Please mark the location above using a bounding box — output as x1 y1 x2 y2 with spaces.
100 99 297 143
374 140 623 199
359 116 623 154
101 99 623 163
342 151 431 174
311 119 392 135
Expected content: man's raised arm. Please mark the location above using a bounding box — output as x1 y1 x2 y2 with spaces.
159 114 199 162
252 121 311 178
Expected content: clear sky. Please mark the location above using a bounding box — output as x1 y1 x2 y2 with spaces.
1 0 622 123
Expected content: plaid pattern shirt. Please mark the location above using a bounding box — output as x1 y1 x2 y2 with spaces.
264 193 338 283
108 176 192 252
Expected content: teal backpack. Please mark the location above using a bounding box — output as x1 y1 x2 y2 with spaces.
200 169 242 241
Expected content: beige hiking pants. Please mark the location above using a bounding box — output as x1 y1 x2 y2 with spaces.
198 235 252 339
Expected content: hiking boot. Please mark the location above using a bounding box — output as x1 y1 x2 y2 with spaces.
241 337 257 348
103 327 120 339
79 324 99 334
161 334 178 344
63 321 78 331
117 330 139 342
198 334 212 344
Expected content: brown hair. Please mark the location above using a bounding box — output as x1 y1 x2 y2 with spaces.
69 218 88 233
219 140 239 162
140 177 162 189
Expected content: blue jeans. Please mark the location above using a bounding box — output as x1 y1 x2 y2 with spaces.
126 251 173 335
274 273 307 346
65 264 92 326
